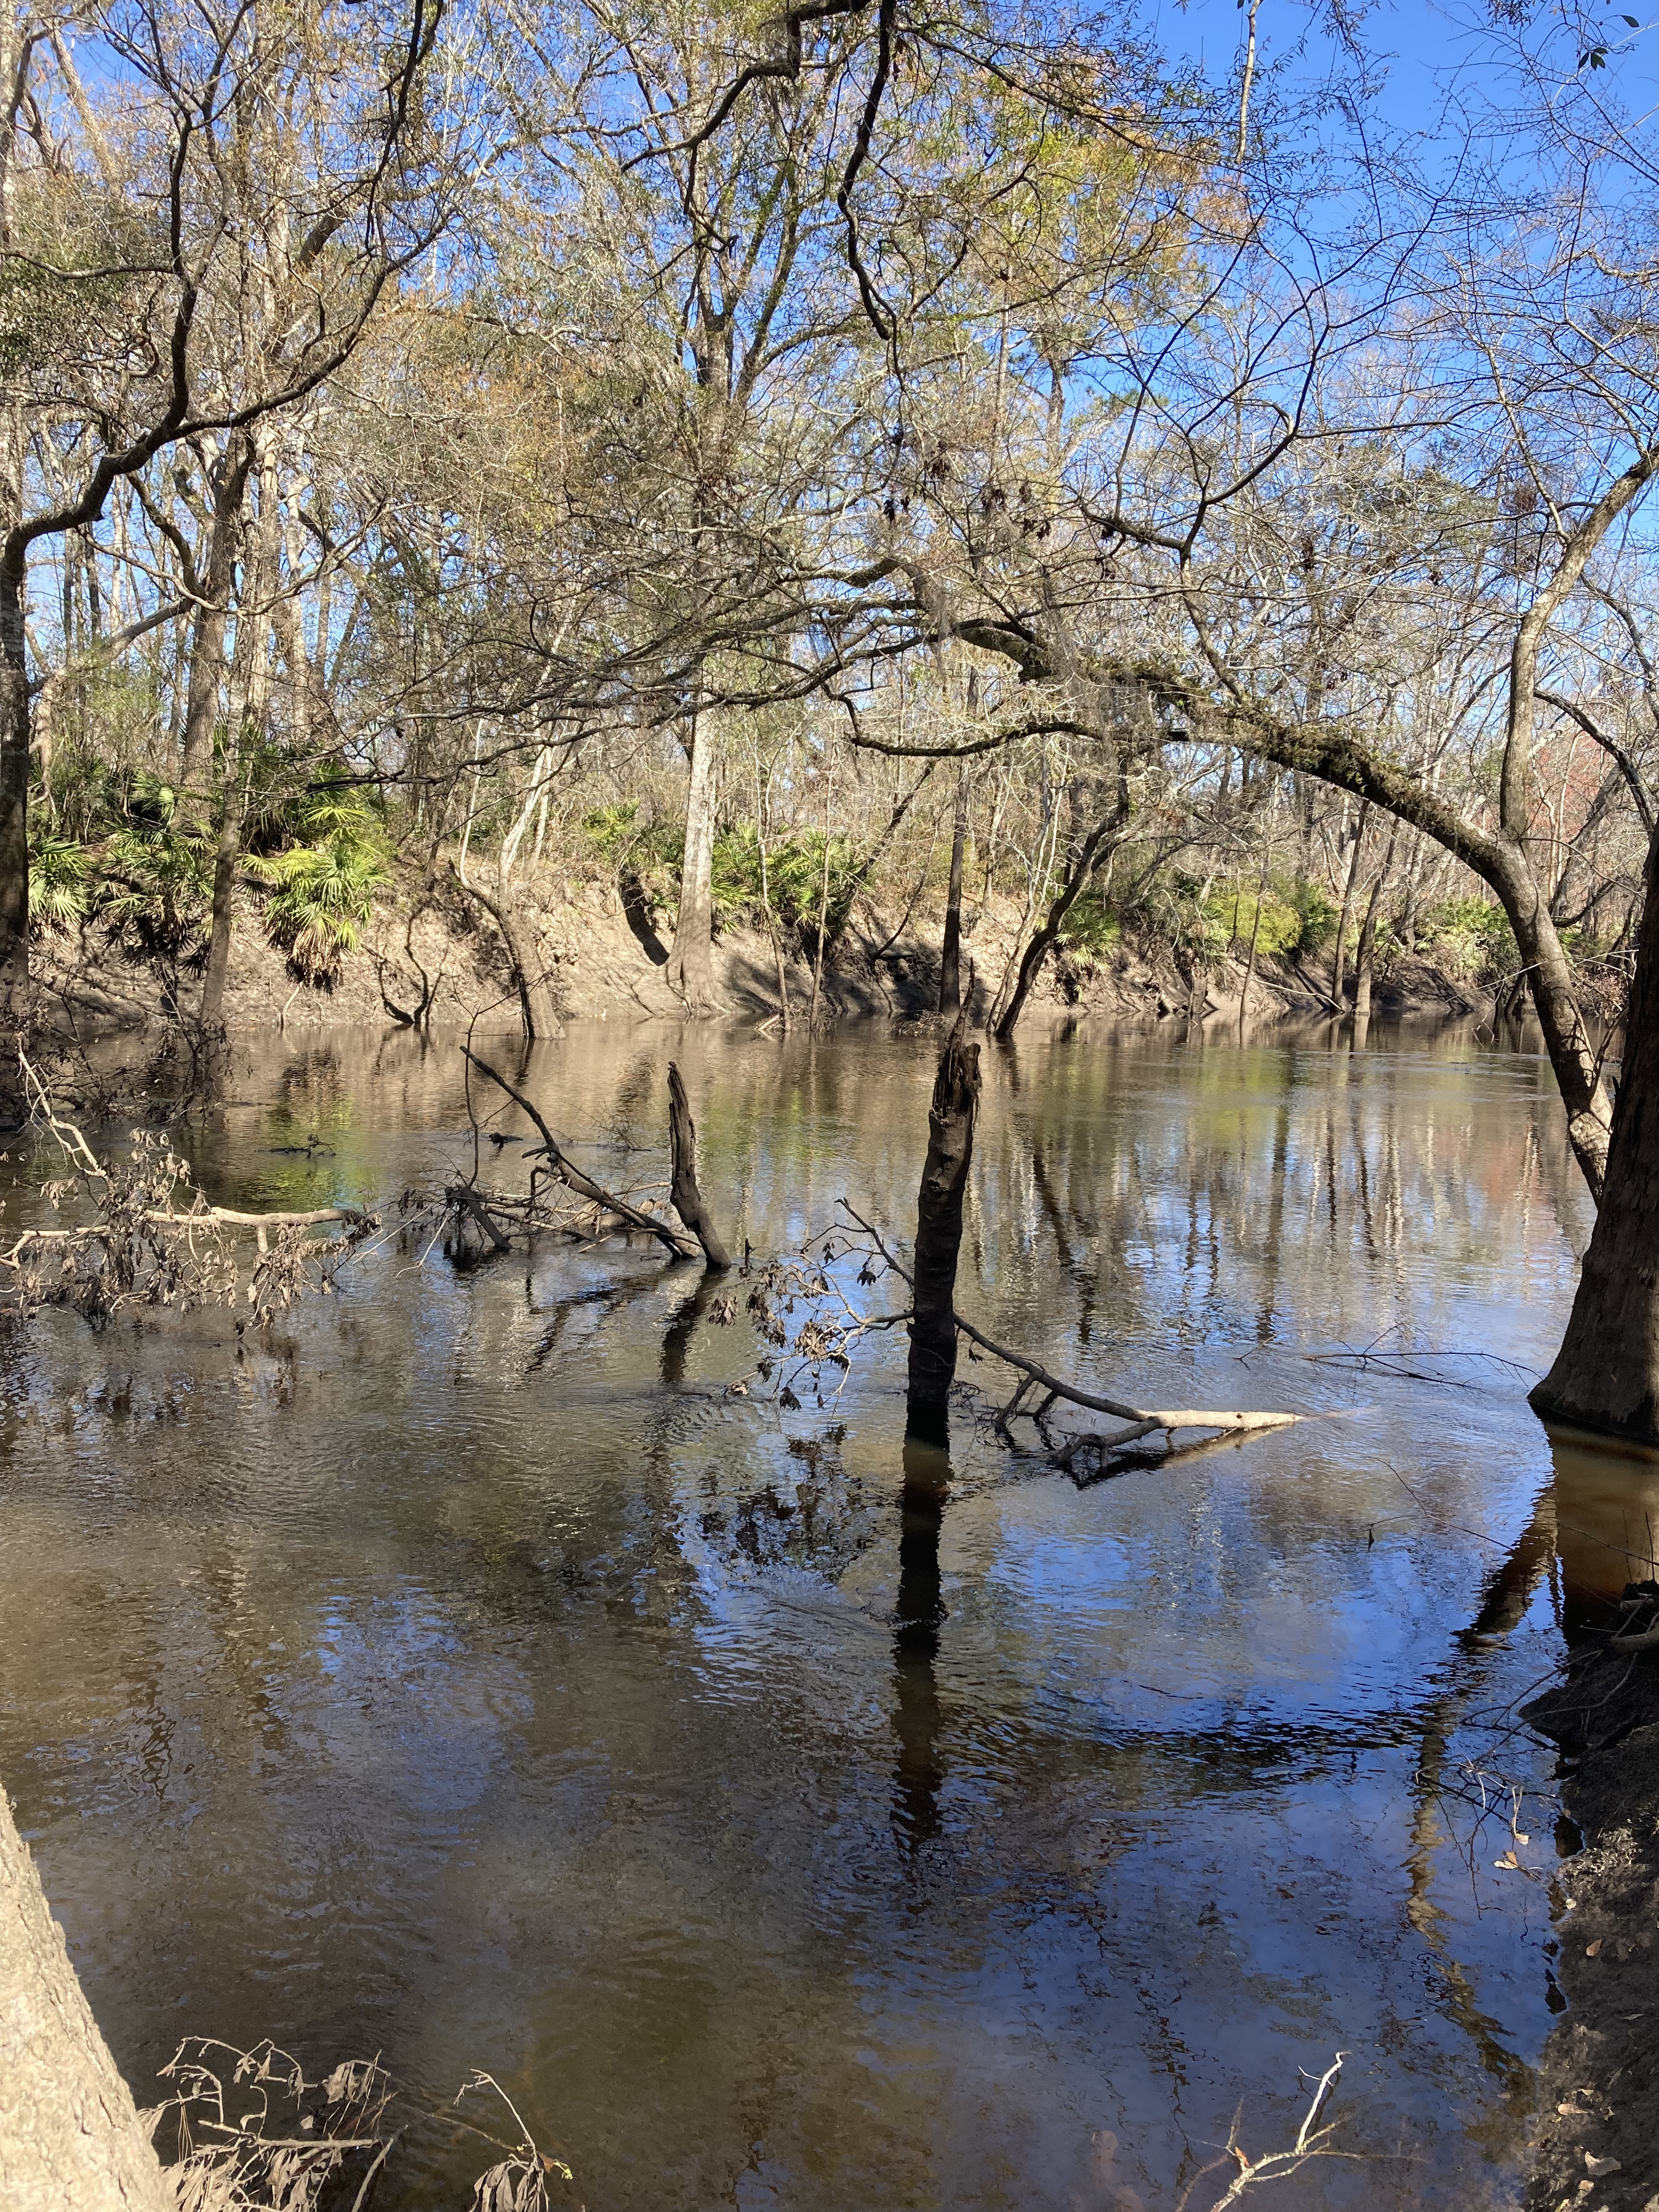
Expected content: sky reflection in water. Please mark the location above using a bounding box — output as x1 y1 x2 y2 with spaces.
0 1017 1618 2209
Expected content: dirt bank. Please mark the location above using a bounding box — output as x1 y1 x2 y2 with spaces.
31 870 1485 1038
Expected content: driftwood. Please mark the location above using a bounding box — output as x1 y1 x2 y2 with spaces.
461 1047 697 1256
667 1063 730 1269
907 1018 981 1443
447 1183 511 1254
845 1206 1302 1448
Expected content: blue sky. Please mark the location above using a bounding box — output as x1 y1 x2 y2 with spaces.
1147 0 1659 156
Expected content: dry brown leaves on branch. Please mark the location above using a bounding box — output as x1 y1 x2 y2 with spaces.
1 1054 382 1330
140 2039 395 2212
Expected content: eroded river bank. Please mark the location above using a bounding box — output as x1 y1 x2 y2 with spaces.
0 1015 1635 2209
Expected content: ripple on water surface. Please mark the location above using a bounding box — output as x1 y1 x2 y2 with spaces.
0 1017 1594 2209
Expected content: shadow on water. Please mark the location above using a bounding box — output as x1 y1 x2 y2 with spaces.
1543 1423 1659 1638
0 1016 1609 2210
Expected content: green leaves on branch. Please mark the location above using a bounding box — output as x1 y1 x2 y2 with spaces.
246 800 392 984
28 836 91 934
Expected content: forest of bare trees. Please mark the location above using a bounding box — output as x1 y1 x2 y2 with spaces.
5 0 1656 1172
0 0 1657 1266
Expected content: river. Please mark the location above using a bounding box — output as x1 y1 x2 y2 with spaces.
0 1017 1610 2208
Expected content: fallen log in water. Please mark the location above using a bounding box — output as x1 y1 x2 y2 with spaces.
843 1203 1302 1450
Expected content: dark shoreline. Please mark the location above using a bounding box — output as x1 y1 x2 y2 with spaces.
1523 1587 1659 2211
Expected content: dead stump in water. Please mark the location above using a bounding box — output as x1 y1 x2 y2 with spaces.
668 1062 730 1269
906 1018 980 1444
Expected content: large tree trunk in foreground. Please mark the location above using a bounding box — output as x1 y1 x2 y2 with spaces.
906 1019 980 1444
1532 823 1659 1443
668 715 720 1015
0 562 29 1027
1 1787 172 2211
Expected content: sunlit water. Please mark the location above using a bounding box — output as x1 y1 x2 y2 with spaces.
0 1015 1614 2208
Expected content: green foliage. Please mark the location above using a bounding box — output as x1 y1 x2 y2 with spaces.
98 812 215 962
29 834 90 934
1292 881 1340 953
1424 896 1519 983
1204 884 1306 957
581 802 681 907
712 824 859 937
1058 888 1122 957
248 799 392 984
1118 872 1226 958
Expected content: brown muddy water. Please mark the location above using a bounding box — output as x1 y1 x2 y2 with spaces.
0 1017 1614 2208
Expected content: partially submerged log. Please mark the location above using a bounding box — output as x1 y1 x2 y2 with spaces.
462 1047 697 1256
906 1018 981 1444
667 1063 730 1269
846 1204 1302 1453
1 1786 172 2211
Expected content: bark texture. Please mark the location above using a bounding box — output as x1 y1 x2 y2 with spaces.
992 794 1127 1042
0 563 28 1023
906 1019 980 1444
667 1060 730 1268
938 769 968 1015
0 1787 172 2211
1532 823 1659 1441
668 717 720 1015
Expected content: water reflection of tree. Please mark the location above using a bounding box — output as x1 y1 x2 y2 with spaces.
892 1438 949 1853
1403 1486 1559 2117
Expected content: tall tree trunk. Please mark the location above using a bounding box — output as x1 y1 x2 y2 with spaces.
1531 823 1659 1443
1487 842 1615 1200
1352 820 1398 1026
453 870 556 1043
938 767 968 1015
993 794 1128 1043
199 754 246 1032
1239 855 1266 1022
201 441 278 1029
177 438 252 823
808 760 832 1032
1 1786 173 2211
668 713 720 1014
1331 802 1368 1007
0 557 29 1026
907 1018 981 1445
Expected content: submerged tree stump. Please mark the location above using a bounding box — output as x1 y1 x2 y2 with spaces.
1 1787 172 2211
906 1019 981 1444
667 1063 730 1269
1533 822 1659 1443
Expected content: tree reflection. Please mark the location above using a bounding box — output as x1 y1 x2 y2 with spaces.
892 1435 949 1852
